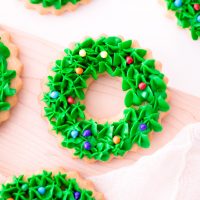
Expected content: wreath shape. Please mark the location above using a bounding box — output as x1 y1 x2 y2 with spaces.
0 170 103 200
164 0 200 40
43 36 170 162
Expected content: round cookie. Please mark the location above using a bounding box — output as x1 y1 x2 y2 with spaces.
23 0 90 15
0 31 22 125
162 0 200 40
0 169 104 200
42 36 170 162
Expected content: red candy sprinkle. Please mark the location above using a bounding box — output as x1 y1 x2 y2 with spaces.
194 4 200 11
126 56 134 65
138 82 147 90
67 96 75 104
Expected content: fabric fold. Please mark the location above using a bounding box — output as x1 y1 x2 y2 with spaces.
90 123 200 200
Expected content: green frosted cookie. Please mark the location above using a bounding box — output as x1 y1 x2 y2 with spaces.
0 32 22 124
24 0 89 15
0 41 16 112
0 170 103 200
43 36 170 162
164 0 200 40
29 0 81 9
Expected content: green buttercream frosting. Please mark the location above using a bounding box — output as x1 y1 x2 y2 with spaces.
29 0 81 9
0 41 16 112
43 36 170 162
0 171 95 200
165 0 200 40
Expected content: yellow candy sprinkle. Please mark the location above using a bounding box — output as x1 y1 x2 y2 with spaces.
100 51 108 59
79 49 86 57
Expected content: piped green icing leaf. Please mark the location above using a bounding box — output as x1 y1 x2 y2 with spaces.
139 134 150 148
132 93 142 106
158 96 170 112
149 119 163 132
43 36 170 162
113 53 121 66
0 102 10 111
124 90 133 107
150 76 167 90
119 40 132 50
0 42 10 58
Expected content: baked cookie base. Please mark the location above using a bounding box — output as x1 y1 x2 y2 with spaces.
41 35 170 163
1 168 104 200
0 30 22 125
22 0 90 15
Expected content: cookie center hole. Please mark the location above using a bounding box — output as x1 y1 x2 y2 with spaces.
84 74 126 124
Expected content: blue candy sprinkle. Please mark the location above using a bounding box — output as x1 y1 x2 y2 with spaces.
71 130 79 138
174 0 182 8
38 187 46 195
49 91 60 99
197 15 200 23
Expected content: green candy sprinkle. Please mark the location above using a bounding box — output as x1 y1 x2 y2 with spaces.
21 184 28 191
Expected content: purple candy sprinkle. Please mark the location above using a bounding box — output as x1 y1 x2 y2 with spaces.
83 129 92 137
74 191 81 200
140 123 147 131
84 141 91 150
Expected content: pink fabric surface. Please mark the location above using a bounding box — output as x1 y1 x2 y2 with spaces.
90 123 200 200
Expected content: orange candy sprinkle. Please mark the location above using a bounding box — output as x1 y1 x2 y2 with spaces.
75 67 83 75
113 136 121 144
7 198 14 200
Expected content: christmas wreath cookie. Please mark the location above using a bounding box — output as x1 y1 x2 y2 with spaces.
23 0 90 15
42 36 170 162
163 0 200 40
0 170 104 200
0 31 22 124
